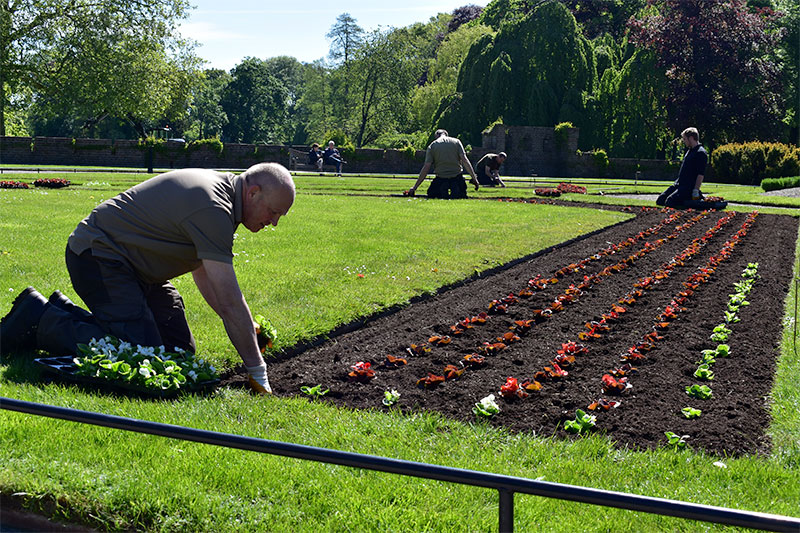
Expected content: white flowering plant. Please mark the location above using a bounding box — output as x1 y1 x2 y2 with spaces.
473 394 501 418
73 336 218 392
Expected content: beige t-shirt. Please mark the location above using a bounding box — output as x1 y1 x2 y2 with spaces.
69 168 243 284
424 136 466 178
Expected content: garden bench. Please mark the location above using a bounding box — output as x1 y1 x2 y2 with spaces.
288 148 338 173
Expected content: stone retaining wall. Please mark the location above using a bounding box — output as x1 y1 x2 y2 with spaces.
0 130 678 180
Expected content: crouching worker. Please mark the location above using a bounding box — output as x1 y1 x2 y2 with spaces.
0 162 295 394
407 129 479 199
475 152 507 187
656 127 708 209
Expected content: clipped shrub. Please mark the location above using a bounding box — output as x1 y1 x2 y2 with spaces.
554 122 574 148
711 142 799 185
592 149 609 173
761 176 800 192
187 137 224 155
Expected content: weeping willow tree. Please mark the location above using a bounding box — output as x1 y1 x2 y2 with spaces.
598 49 670 159
437 1 597 147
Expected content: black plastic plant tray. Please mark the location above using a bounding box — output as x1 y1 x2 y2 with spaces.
34 356 220 398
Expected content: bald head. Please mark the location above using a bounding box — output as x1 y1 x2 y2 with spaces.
240 162 295 232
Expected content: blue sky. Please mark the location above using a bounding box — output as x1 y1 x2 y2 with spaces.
179 1 488 70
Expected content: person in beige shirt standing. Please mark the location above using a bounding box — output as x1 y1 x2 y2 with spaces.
0 162 294 394
407 129 478 199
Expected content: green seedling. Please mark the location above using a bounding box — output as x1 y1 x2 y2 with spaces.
254 314 278 352
694 364 715 380
564 409 597 434
665 431 689 450
300 384 329 398
681 407 702 419
686 384 713 400
697 350 716 365
723 310 740 324
710 324 731 342
382 388 401 406
715 344 730 357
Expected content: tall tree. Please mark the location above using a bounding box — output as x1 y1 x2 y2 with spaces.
440 1 597 146
190 69 231 140
628 0 784 146
0 0 198 137
220 57 288 144
326 12 364 111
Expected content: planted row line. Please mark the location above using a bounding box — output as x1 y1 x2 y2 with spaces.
484 211 741 407
561 212 759 435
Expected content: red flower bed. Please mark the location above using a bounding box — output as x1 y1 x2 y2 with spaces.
556 182 587 194
33 178 71 188
0 180 29 189
247 205 797 456
534 187 561 197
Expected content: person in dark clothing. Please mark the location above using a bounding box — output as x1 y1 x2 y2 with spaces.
308 143 324 172
475 152 507 187
656 127 709 208
323 141 345 176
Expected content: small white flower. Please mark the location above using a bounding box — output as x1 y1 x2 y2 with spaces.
713 461 727 469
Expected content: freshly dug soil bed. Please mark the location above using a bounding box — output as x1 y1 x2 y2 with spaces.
228 205 799 456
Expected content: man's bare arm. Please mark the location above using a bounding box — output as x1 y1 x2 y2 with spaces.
192 260 262 367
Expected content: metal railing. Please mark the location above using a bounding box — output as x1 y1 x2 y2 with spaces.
2 397 798 532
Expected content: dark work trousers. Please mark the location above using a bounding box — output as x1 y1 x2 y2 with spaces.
35 247 196 356
427 175 467 199
656 185 707 209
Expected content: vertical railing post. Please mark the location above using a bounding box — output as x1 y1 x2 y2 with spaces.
498 488 514 533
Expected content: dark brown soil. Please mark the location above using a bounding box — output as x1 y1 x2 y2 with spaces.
226 204 799 457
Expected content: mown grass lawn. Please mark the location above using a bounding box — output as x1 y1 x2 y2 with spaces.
1 172 799 532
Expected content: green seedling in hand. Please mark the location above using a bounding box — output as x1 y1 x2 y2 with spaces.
254 314 278 352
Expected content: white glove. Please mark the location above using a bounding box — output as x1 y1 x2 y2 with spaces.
246 362 272 394
692 189 700 200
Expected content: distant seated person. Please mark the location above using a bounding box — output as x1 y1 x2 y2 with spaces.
308 143 324 172
656 127 707 208
475 152 507 187
323 141 345 176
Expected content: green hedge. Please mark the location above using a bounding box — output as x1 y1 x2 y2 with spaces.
711 142 800 185
761 176 800 192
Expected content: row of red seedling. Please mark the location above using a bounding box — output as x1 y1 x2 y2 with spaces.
405 211 705 388
409 211 717 390
493 210 741 402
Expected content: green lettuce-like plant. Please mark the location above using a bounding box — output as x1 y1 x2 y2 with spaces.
723 310 740 324
665 431 689 450
300 384 329 398
564 409 597 434
686 384 713 400
710 324 732 342
694 364 714 380
681 407 702 419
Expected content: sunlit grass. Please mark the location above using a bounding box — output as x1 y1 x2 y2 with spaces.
0 172 798 531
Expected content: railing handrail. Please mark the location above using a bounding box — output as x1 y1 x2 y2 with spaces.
2 397 798 532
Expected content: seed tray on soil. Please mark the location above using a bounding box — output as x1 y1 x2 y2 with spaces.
35 356 219 398
222 204 798 456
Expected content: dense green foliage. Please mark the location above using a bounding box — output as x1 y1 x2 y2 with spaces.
3 0 797 156
711 142 800 185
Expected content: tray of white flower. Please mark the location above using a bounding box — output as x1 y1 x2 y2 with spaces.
35 336 220 398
